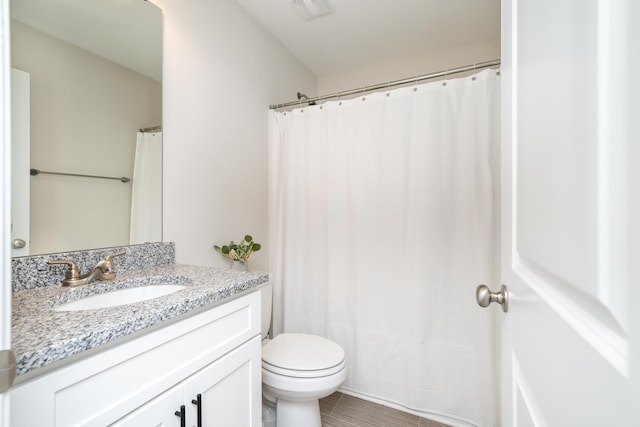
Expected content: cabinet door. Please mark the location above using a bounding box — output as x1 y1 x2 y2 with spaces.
184 336 261 427
110 385 184 427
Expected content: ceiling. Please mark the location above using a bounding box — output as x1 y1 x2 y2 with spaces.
10 0 162 81
236 0 501 76
11 0 500 82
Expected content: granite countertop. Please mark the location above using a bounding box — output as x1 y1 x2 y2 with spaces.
12 263 269 377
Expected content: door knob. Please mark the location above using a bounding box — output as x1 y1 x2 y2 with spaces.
476 284 509 312
11 239 26 249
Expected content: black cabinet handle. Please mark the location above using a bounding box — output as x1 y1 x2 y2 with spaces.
174 405 186 427
191 393 202 427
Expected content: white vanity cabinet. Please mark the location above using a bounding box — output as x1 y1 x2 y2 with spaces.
10 291 262 427
111 385 184 426
113 337 260 427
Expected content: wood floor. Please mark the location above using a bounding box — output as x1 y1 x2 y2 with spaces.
320 392 452 427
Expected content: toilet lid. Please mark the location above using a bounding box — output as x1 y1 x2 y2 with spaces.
262 333 345 371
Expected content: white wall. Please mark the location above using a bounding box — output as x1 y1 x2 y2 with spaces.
317 39 500 95
11 21 162 255
153 0 316 271
152 0 497 272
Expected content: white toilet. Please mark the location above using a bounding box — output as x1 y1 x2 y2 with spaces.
260 283 346 427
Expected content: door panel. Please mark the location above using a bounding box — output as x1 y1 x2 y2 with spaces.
10 68 29 257
184 337 261 427
110 385 183 427
1 2 14 424
517 0 599 299
501 0 638 425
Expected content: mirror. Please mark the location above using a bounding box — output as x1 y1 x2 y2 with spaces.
10 0 162 256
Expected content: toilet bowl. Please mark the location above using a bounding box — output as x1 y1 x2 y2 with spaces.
260 284 346 427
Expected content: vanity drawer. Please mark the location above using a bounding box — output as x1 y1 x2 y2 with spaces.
11 291 260 427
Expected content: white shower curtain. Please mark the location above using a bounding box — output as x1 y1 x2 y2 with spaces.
268 69 500 426
130 131 162 244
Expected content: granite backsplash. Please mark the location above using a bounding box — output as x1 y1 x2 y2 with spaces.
11 242 175 292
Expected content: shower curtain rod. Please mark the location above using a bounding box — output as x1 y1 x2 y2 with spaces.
30 168 130 183
139 126 162 133
269 58 501 109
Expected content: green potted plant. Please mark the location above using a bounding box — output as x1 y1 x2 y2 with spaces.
214 235 261 270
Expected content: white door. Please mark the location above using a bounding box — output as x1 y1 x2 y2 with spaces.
499 0 640 426
1 0 15 424
109 386 184 427
10 68 29 257
183 337 261 427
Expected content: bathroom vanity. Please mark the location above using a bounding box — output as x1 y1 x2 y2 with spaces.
9 243 268 426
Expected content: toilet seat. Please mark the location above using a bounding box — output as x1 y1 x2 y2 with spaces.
262 333 345 379
263 359 345 378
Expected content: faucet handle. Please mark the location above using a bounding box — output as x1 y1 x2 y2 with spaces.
100 250 126 280
105 250 126 262
47 260 81 280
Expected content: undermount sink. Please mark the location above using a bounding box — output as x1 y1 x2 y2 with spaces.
53 284 186 312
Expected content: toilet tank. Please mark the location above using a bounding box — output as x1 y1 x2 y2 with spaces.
260 282 273 339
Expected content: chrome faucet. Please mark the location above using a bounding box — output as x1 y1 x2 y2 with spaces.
47 250 126 287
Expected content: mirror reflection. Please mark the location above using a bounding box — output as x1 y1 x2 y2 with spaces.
10 0 162 256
